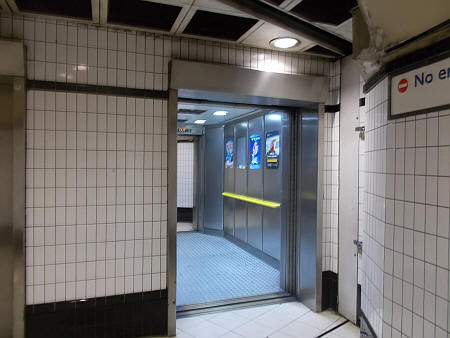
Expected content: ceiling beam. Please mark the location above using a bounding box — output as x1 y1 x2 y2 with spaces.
5 0 19 13
216 0 352 56
0 0 11 12
99 0 108 25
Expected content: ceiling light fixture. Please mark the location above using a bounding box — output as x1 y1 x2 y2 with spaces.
213 110 228 116
270 37 299 49
194 120 206 124
268 114 282 121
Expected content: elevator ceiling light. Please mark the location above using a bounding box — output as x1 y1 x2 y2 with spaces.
270 37 299 49
268 114 281 121
194 119 206 124
213 110 228 116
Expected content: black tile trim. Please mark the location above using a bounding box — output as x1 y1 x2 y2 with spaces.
359 97 365 107
321 271 338 311
324 104 340 113
359 308 378 338
363 37 450 94
26 290 168 338
27 80 169 99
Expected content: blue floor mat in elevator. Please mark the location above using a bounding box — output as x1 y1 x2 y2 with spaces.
177 232 282 306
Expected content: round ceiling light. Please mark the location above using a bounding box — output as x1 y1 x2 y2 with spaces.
270 37 300 49
213 110 228 116
194 119 206 124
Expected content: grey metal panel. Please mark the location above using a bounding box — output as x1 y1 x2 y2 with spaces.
279 112 291 290
247 116 264 250
171 60 329 104
204 127 224 230
192 136 200 231
297 111 322 311
196 134 206 232
338 57 360 323
167 89 178 336
263 113 284 260
223 125 235 236
234 122 248 242
0 76 25 338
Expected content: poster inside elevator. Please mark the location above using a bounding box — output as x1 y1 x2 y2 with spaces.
225 139 233 168
249 134 261 170
266 131 280 168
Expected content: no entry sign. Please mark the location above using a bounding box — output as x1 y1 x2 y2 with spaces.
389 55 450 119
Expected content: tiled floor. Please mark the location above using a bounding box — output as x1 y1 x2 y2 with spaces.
154 301 360 338
177 232 281 306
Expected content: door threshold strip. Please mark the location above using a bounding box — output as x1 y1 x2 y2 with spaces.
176 292 292 318
315 319 350 337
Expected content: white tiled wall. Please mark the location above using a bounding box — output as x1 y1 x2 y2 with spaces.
360 76 450 338
322 60 340 273
177 142 194 208
24 90 168 304
0 13 334 305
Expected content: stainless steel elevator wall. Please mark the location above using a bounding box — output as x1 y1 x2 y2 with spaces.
263 113 285 260
233 122 248 242
218 111 290 262
203 127 224 230
247 116 264 251
223 125 235 236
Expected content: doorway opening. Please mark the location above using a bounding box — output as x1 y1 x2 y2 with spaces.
175 101 292 310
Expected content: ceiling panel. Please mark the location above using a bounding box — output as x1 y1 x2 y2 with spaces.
241 22 315 52
192 0 252 16
177 102 258 127
290 0 356 26
184 10 259 41
16 0 92 19
109 0 182 31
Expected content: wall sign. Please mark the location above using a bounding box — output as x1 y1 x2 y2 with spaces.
225 139 234 168
266 131 280 169
249 134 261 170
389 55 450 119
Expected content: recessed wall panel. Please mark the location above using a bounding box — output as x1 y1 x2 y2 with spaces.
224 125 235 236
204 127 224 230
247 116 264 250
234 122 248 242
263 112 284 260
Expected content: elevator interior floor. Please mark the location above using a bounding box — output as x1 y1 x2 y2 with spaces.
177 232 282 306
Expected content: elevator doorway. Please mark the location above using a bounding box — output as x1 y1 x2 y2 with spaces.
176 102 292 310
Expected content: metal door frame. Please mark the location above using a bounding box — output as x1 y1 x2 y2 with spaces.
0 75 26 338
168 60 328 336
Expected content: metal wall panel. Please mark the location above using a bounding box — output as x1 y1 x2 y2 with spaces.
203 127 224 230
233 122 248 242
279 112 291 288
196 135 206 232
297 112 322 311
263 113 284 260
223 125 235 236
0 76 25 338
247 116 264 250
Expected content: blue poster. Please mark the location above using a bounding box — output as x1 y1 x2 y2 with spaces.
249 134 261 170
225 139 234 168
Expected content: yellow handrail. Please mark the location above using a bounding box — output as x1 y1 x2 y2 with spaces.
222 192 281 208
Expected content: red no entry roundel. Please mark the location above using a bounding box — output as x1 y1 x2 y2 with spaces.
398 78 408 93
